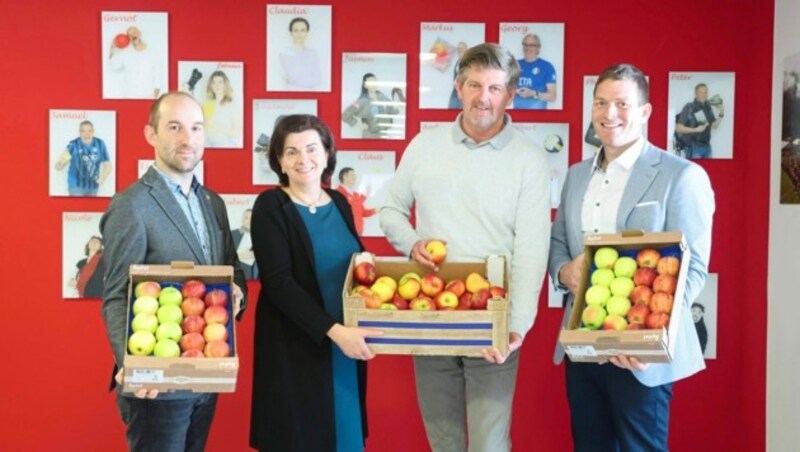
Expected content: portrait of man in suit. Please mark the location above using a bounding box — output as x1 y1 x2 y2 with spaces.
549 64 715 451
100 91 247 451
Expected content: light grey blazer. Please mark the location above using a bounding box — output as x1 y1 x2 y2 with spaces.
548 143 715 387
100 167 246 398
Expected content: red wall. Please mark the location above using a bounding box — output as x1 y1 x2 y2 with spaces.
0 1 771 450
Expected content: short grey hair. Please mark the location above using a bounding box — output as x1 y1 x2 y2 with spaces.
455 43 520 92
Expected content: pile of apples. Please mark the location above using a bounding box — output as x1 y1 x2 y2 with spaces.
351 262 505 311
581 247 680 331
127 279 231 358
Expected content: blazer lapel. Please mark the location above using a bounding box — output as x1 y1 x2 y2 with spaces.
616 143 660 230
143 167 208 264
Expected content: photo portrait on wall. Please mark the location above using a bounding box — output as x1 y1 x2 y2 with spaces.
781 53 800 203
341 53 407 140
178 61 244 149
101 11 167 100
221 194 259 280
499 22 564 111
266 4 332 92
514 122 569 209
49 110 116 198
693 273 718 359
418 22 485 110
582 75 648 160
331 151 395 237
62 212 104 299
667 71 735 159
138 159 204 184
252 99 318 185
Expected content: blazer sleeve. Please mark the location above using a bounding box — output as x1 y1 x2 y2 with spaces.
251 192 338 343
548 167 575 289
209 194 248 319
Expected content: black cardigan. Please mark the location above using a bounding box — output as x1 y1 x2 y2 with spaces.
249 187 368 451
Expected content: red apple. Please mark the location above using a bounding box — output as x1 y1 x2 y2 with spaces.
410 296 435 311
649 292 674 314
627 322 644 330
652 275 677 295
444 279 466 298
179 332 205 352
420 273 445 298
203 323 228 342
434 291 459 310
602 313 628 331
656 256 680 276
457 292 472 310
470 288 491 310
204 305 229 325
181 279 207 299
181 297 205 317
360 289 383 309
390 294 409 310
489 286 507 299
626 304 651 325
113 33 131 48
645 311 670 329
630 285 654 306
204 289 229 308
425 240 447 264
181 315 206 334
181 349 204 358
353 262 377 286
636 248 661 269
134 280 161 298
633 267 658 287
204 340 231 358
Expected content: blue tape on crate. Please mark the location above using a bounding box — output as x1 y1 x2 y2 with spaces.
358 321 493 330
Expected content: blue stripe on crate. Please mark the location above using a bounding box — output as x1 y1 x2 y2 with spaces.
366 338 493 346
358 321 492 330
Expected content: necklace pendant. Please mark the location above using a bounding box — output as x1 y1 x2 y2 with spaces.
309 205 317 214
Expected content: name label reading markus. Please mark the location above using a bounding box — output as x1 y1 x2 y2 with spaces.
423 23 454 32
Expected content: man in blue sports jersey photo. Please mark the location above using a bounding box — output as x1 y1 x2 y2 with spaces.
513 33 557 110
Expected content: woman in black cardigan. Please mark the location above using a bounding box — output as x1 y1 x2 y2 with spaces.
249 114 380 451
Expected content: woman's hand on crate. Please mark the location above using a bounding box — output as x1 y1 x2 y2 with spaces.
481 333 523 364
327 323 383 361
558 253 586 294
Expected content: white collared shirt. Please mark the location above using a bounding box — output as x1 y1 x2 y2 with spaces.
581 138 644 234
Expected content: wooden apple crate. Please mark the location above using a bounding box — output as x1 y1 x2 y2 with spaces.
343 253 509 357
122 261 239 393
559 231 690 363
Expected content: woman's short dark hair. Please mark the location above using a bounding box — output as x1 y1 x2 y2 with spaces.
268 114 337 186
289 17 309 32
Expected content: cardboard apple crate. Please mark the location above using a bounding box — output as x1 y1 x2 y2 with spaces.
559 231 690 363
343 253 509 357
122 261 238 393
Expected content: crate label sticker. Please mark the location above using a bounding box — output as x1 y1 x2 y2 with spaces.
566 345 598 357
130 369 164 383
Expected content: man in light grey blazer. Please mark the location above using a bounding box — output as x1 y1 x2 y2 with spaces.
101 92 247 452
549 64 714 451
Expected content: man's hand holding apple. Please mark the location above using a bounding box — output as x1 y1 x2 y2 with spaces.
410 239 446 271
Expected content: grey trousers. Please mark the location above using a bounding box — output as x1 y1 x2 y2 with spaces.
413 350 521 452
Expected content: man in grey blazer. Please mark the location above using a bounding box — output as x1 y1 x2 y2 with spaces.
101 92 247 452
549 64 714 451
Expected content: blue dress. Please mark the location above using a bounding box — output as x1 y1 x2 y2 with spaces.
296 201 363 451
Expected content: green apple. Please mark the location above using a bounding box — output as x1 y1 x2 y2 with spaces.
156 322 182 342
606 296 632 317
590 268 615 287
132 296 159 315
585 285 611 307
157 304 183 324
131 312 158 334
153 339 181 358
593 247 619 269
581 305 607 330
128 331 156 356
158 286 183 306
613 257 638 278
609 277 635 298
